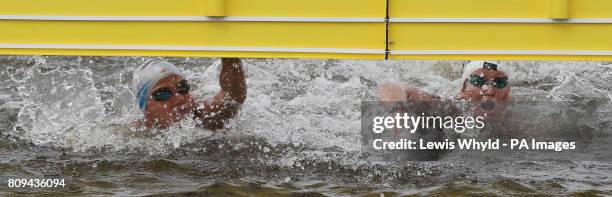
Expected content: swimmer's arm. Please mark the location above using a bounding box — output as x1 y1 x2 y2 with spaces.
218 58 247 105
378 82 460 116
378 82 440 103
197 58 247 130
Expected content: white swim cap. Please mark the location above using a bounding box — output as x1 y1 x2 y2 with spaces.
461 60 500 80
132 60 184 110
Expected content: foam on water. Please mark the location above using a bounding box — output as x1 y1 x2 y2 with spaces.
4 57 612 152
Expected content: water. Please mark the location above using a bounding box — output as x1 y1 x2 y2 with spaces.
0 56 611 196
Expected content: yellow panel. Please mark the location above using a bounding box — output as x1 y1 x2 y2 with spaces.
0 49 384 59
1 0 384 17
389 23 612 51
572 0 612 18
0 0 385 59
0 21 383 48
390 0 612 18
388 23 612 60
0 20 385 59
226 0 384 17
389 55 612 61
390 0 549 18
1 0 204 16
4 0 612 60
389 0 612 60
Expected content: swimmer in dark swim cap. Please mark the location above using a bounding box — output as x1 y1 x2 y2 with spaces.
131 58 246 130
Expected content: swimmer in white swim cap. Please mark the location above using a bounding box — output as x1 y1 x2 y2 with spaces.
132 58 246 129
378 61 510 114
458 61 510 110
377 61 514 160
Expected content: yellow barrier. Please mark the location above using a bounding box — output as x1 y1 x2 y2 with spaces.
0 0 387 59
388 0 612 61
2 0 612 60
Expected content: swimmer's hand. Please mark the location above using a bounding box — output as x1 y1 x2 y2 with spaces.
196 58 247 130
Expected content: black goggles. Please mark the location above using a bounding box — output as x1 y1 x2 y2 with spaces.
469 75 508 89
151 79 190 102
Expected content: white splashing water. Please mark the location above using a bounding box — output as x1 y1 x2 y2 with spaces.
5 57 612 156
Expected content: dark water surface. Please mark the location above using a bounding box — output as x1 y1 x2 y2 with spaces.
1 137 610 196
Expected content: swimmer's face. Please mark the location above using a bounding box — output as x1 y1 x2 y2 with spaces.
144 74 196 128
459 68 510 108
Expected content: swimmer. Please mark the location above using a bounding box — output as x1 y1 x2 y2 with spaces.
131 58 246 130
376 61 511 160
378 61 510 117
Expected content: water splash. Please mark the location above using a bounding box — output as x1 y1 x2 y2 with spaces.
3 57 610 152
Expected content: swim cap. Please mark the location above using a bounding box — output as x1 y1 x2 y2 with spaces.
132 60 184 110
461 60 500 80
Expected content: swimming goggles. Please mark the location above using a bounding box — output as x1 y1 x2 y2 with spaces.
151 79 190 101
469 75 508 89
